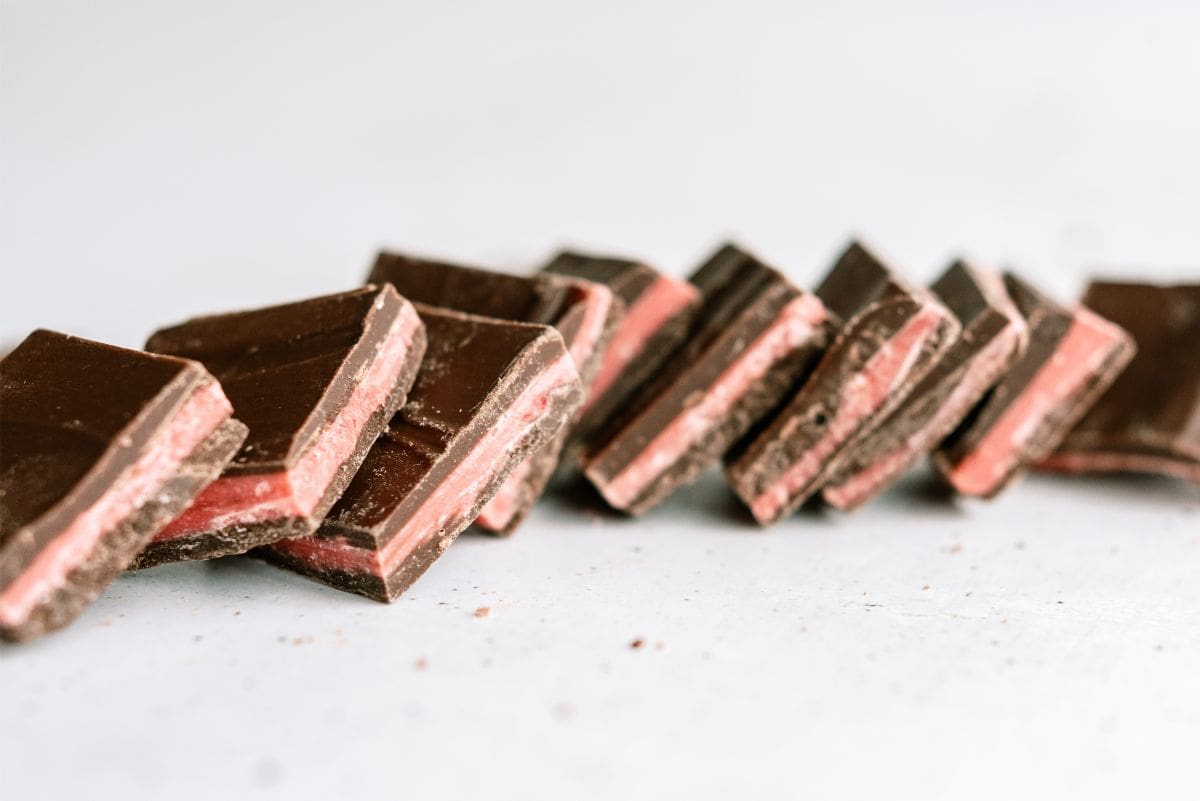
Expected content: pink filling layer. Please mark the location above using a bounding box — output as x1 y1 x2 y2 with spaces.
1037 451 1200 483
823 323 1023 509
270 351 580 577
748 305 946 523
581 275 699 413
0 381 232 627
593 293 829 510
474 281 613 532
154 303 422 539
944 307 1126 496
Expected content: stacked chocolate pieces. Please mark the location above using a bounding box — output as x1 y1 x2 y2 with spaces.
585 243 834 514
367 252 618 534
725 242 959 524
1 331 246 641
262 306 583 600
1038 282 1199 482
133 286 427 567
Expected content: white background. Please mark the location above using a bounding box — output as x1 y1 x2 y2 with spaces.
2 2 1198 799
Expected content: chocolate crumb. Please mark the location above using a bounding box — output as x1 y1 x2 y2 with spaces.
473 606 491 619
414 658 428 670
630 638 644 649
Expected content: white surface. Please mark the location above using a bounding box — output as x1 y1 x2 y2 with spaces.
1 2 1199 799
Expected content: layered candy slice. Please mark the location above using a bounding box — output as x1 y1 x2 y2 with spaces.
261 306 584 601
821 260 1027 510
1 330 246 642
1038 281 1198 482
585 243 833 515
725 242 959 525
367 251 618 534
133 286 426 567
935 274 1136 496
542 250 700 452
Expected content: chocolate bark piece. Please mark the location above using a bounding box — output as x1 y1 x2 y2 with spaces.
821 260 1028 510
132 286 426 568
584 243 834 516
1 330 245 642
260 305 584 601
934 273 1136 496
541 250 701 453
367 251 619 534
724 241 959 525
1037 281 1199 482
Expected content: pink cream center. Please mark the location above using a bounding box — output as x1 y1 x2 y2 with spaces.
153 303 422 540
270 351 581 577
748 305 947 523
823 323 1023 509
582 276 699 413
592 293 829 511
0 381 233 627
474 281 614 532
944 308 1132 496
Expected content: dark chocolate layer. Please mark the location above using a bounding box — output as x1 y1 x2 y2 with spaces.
820 261 1025 508
1042 281 1200 478
724 242 958 523
2 331 212 583
147 285 419 476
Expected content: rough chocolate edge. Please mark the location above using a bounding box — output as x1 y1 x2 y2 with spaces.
259 359 583 600
723 296 932 518
2 417 247 642
620 333 830 516
130 331 426 569
475 425 571 537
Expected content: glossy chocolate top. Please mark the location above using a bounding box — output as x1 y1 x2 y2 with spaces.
0 330 209 575
146 285 412 475
1070 281 1200 454
323 305 575 543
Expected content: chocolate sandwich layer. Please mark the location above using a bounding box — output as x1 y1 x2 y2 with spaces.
935 273 1136 497
1038 281 1199 482
260 305 584 601
133 285 426 567
725 242 959 525
1 330 245 642
542 251 700 453
821 260 1027 510
367 251 619 534
585 243 833 516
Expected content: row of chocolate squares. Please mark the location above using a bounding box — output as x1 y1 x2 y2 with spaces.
1 242 1196 643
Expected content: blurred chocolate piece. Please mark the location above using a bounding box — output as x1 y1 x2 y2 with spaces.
585 243 833 515
1038 281 1199 482
134 286 426 567
542 251 700 452
935 274 1136 496
822 260 1027 510
725 242 959 524
261 306 583 601
1 331 245 642
368 252 618 534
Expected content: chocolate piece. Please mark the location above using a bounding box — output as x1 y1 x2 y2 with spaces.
1038 281 1199 482
725 242 959 525
585 243 833 515
934 273 1136 496
260 305 583 601
133 286 426 567
821 260 1027 510
1 330 245 641
367 251 618 534
542 251 700 452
